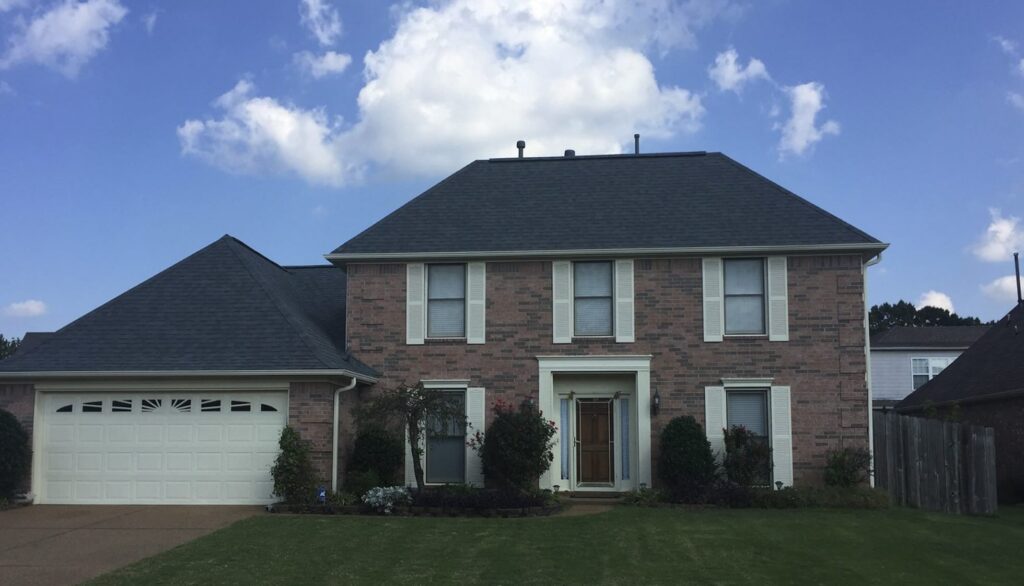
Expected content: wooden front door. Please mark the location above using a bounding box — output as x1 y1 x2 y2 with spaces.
576 400 613 484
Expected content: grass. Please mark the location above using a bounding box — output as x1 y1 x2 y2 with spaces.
92 506 1024 585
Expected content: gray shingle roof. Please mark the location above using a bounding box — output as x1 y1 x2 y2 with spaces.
0 236 377 378
332 152 884 257
870 326 990 349
899 304 1024 409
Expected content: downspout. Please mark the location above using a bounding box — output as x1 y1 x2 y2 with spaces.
863 252 883 487
332 376 358 492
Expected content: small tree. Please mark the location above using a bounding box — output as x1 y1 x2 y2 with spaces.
658 416 717 503
723 426 772 487
0 334 20 361
347 427 404 486
270 426 317 503
0 408 31 499
356 382 466 492
823 447 872 487
469 398 557 492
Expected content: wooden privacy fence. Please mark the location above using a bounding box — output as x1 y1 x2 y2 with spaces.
872 411 997 515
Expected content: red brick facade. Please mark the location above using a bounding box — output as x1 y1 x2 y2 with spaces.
344 255 870 485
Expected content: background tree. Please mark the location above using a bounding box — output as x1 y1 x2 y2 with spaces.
356 383 466 491
0 334 21 361
869 300 991 333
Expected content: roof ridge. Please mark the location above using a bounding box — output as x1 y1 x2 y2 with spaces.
715 153 882 245
486 151 708 162
224 238 339 371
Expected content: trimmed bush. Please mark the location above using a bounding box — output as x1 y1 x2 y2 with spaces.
344 469 381 498
347 427 403 485
470 399 557 491
0 408 31 499
824 447 872 487
271 426 317 503
723 426 772 486
657 416 717 503
411 485 551 509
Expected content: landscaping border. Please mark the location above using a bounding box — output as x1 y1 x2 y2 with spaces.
269 502 563 518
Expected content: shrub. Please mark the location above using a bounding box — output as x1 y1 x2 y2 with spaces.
347 428 403 485
621 486 667 507
271 426 317 503
470 398 557 491
411 485 551 509
723 426 772 486
705 479 755 508
344 469 381 498
658 416 718 503
0 408 31 499
327 491 358 507
824 447 872 487
362 486 411 514
752 486 889 509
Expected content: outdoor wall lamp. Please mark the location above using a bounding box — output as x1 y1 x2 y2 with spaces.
651 389 661 416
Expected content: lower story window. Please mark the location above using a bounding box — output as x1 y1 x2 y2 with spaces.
726 390 771 484
425 391 466 484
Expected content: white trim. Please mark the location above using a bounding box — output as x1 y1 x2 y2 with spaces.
871 346 971 351
421 379 470 389
0 369 377 383
720 377 775 388
327 243 888 262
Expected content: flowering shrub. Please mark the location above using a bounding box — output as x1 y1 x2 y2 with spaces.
468 398 557 491
361 486 411 514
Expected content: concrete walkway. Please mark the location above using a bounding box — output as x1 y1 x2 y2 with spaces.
0 505 259 585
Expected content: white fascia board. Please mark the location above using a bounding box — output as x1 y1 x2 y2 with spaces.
326 242 889 263
0 369 377 384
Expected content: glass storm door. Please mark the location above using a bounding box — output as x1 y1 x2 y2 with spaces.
576 399 614 484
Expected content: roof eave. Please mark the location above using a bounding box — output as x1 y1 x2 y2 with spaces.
326 242 889 263
0 369 379 384
897 386 1024 412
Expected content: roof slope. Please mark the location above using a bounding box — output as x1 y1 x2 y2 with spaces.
871 325 990 349
899 304 1024 409
0 236 376 377
333 152 884 256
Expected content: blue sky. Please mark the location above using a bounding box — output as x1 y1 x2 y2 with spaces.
1 0 1023 338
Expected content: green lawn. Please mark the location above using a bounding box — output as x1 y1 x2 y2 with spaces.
92 506 1024 585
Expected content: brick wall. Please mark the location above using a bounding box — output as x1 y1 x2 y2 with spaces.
345 255 870 486
0 383 35 493
287 381 362 489
958 397 1024 503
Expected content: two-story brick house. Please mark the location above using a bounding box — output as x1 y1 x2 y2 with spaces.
0 149 886 504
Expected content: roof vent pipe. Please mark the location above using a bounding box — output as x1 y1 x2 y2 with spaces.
516 140 525 158
564 149 575 158
1015 251 1022 304
634 133 640 155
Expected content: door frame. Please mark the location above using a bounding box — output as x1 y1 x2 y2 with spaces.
537 355 652 492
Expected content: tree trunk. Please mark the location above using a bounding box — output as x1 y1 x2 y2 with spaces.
408 419 425 491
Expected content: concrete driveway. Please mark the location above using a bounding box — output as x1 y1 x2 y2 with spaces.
0 505 259 585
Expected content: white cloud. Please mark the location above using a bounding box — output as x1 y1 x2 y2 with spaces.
982 275 1023 302
0 0 30 13
182 0 726 184
994 35 1017 56
918 290 955 313
1010 92 1024 111
973 208 1024 262
4 299 47 317
299 0 342 47
0 0 127 78
294 50 351 79
142 10 158 35
177 80 353 186
777 81 839 156
708 47 769 93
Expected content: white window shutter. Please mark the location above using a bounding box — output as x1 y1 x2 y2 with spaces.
702 258 724 342
704 386 727 462
404 428 420 487
771 385 794 487
406 263 425 345
614 259 635 343
466 262 486 344
465 387 486 486
552 261 573 343
767 256 790 342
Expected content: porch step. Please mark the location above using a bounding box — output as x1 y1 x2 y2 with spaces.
563 492 624 504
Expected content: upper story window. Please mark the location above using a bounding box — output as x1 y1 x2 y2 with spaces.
723 258 766 335
427 264 466 338
573 261 613 337
911 357 952 389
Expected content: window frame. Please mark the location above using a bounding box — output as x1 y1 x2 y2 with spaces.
725 388 773 486
426 263 468 339
911 356 953 390
572 260 615 338
423 389 468 485
723 257 768 337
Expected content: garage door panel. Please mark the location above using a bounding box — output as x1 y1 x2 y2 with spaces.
79 425 104 443
137 425 163 442
227 425 252 442
105 481 132 500
166 453 192 471
49 425 75 444
107 425 134 443
167 425 193 443
77 453 103 471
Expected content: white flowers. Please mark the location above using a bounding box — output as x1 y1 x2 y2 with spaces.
361 486 410 515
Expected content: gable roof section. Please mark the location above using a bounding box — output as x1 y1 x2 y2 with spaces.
870 325 990 349
898 304 1024 410
0 236 377 379
330 152 885 259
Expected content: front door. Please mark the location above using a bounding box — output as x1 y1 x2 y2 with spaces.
576 399 613 484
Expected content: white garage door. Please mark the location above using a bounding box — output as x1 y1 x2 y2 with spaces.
39 392 287 504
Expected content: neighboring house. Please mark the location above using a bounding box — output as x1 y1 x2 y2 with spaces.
0 149 886 504
898 303 1024 503
869 326 989 409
